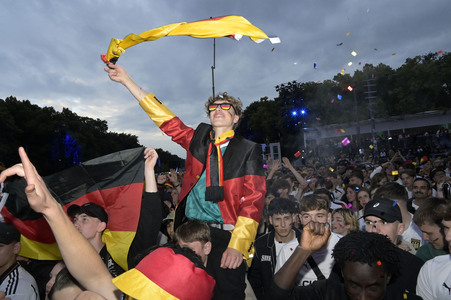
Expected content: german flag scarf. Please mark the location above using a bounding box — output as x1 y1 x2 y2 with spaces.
205 130 234 203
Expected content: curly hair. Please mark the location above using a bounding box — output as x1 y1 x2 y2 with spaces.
205 92 243 129
332 231 399 275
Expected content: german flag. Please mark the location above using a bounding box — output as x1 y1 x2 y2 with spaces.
113 247 215 300
102 15 281 63
1 147 145 270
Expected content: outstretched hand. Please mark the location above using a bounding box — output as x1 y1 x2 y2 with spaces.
0 147 56 215
168 169 179 186
282 157 293 169
300 221 330 252
104 63 130 85
144 147 158 170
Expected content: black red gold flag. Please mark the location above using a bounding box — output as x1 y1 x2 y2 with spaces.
1 147 145 270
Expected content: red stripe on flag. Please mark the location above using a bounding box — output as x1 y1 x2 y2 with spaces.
2 182 143 243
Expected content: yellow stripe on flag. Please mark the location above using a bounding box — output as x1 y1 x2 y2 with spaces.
102 230 136 271
19 235 62 261
113 268 179 300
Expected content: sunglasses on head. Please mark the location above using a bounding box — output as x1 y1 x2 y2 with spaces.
208 102 234 112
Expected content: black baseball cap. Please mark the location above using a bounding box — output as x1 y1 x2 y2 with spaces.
0 222 21 244
67 202 108 224
363 198 403 223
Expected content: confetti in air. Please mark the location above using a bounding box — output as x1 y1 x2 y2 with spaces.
342 137 350 146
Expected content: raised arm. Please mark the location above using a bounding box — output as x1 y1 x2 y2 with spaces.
0 148 120 300
282 157 307 188
127 147 163 268
273 222 330 290
143 147 158 193
168 169 181 193
267 158 280 180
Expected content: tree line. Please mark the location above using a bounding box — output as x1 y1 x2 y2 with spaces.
0 97 184 176
237 52 451 156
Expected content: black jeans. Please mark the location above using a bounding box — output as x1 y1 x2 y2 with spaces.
206 226 247 300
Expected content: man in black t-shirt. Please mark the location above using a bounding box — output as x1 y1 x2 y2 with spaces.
268 227 422 300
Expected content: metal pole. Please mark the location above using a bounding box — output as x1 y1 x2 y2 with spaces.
211 38 216 98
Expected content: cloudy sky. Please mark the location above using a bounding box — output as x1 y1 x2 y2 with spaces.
1 0 450 158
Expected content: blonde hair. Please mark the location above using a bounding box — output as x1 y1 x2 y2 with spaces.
332 208 359 231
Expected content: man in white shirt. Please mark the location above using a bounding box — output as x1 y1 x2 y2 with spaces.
248 197 301 299
417 200 451 300
297 194 340 286
0 222 39 300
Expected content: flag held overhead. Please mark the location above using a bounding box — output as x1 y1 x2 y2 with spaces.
101 15 280 64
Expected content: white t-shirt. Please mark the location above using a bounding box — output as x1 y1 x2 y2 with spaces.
402 215 424 254
274 235 299 274
0 263 39 300
296 233 341 286
417 254 451 300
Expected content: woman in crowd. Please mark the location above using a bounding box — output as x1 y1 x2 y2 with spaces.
356 187 372 229
342 184 361 215
331 208 359 237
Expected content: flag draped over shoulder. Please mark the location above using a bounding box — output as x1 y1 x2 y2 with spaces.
1 147 145 270
102 15 280 63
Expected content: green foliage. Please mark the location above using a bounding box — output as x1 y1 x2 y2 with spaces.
237 51 451 156
0 97 143 175
154 148 185 173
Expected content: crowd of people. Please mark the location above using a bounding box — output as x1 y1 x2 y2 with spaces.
0 62 450 299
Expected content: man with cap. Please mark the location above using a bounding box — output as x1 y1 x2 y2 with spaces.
67 202 125 277
0 222 39 299
362 197 424 295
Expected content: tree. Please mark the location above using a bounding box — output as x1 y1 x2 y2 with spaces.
0 97 184 175
239 51 450 158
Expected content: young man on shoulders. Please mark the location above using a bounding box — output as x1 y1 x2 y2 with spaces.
247 197 300 299
105 64 266 300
